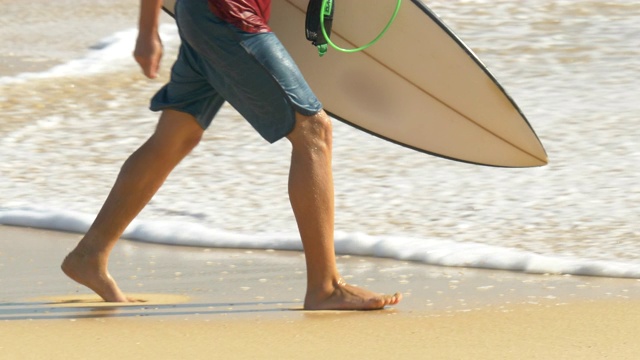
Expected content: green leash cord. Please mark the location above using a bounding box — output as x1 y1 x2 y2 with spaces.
318 0 402 56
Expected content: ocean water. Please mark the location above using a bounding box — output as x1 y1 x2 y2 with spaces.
1 0 639 278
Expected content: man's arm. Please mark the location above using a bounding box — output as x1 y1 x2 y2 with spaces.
134 0 164 79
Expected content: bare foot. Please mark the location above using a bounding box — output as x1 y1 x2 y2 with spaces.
61 250 129 303
304 279 402 310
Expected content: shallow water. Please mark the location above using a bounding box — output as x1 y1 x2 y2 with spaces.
1 0 638 274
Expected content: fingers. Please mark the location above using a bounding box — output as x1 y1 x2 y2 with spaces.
135 53 161 79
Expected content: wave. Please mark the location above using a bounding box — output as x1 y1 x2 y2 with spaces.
1 207 639 279
0 24 179 85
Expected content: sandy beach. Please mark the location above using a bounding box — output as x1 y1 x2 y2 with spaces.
1 225 639 359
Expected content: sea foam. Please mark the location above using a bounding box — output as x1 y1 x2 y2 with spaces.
0 24 178 85
1 207 639 279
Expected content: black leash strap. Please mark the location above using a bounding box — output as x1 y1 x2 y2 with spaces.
305 0 334 56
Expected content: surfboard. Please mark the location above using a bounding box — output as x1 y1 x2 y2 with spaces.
161 0 547 167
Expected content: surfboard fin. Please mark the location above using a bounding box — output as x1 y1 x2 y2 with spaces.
305 0 334 57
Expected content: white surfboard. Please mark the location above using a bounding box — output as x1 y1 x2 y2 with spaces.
162 0 547 167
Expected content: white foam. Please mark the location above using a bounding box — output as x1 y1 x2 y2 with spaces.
2 207 639 279
0 24 178 85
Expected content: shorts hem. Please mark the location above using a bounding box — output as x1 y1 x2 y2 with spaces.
148 104 208 130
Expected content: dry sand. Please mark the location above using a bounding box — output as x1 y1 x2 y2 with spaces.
1 225 639 359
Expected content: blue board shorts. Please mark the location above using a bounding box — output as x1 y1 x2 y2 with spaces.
150 0 323 143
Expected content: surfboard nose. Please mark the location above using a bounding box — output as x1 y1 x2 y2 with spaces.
447 134 548 168
470 129 549 168
531 146 549 167
506 128 549 168
500 133 548 168
517 149 548 168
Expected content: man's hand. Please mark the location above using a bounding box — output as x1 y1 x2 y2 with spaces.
134 33 163 79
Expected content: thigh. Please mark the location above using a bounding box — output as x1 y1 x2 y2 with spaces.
150 41 226 130
176 0 322 143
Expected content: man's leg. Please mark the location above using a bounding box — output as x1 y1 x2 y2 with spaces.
61 110 203 302
286 111 402 310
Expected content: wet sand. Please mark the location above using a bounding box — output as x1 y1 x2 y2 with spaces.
1 225 639 359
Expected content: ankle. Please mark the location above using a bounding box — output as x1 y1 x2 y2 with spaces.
306 276 344 299
65 244 109 267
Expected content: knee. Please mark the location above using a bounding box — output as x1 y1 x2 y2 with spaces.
147 130 202 162
176 131 203 154
288 110 333 150
151 114 204 157
160 130 202 160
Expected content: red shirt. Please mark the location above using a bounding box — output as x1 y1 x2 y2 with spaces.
208 0 272 33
